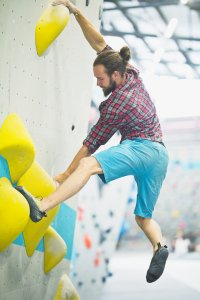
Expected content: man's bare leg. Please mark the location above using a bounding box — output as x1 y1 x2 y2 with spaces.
135 215 169 283
135 216 164 252
40 157 102 212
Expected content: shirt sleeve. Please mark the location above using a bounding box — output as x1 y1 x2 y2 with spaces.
83 106 121 154
97 44 113 55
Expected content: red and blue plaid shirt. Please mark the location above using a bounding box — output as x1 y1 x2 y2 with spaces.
83 48 163 154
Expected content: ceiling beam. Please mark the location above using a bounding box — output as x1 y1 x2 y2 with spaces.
104 0 180 11
102 0 200 77
156 6 200 76
101 28 200 43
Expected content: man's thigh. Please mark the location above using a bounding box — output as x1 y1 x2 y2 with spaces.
82 156 103 175
93 142 138 183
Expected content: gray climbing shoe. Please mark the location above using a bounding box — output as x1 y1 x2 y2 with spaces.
15 186 47 223
146 243 169 283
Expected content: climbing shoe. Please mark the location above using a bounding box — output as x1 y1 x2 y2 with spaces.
15 186 47 223
146 243 169 283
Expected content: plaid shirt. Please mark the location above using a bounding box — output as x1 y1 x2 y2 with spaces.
83 50 163 154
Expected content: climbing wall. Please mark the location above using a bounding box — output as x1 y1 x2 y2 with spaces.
0 0 103 299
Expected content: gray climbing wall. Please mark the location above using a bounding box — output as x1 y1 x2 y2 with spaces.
0 0 103 299
0 0 102 175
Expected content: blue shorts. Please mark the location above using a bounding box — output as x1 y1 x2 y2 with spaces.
93 139 169 218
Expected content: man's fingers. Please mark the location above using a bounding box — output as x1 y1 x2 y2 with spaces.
53 174 62 181
52 1 65 6
53 179 60 188
53 173 67 184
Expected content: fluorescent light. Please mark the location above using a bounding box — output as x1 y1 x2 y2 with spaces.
181 0 190 4
164 18 178 38
153 45 165 64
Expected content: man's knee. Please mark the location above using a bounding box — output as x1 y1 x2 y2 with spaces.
135 215 150 228
78 157 103 175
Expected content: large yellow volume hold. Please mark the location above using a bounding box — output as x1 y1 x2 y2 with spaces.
35 4 70 56
0 113 35 184
54 274 80 300
18 160 60 257
0 178 29 253
44 226 67 273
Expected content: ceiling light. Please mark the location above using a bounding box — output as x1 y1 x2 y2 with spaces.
181 0 200 10
164 18 178 38
181 0 189 4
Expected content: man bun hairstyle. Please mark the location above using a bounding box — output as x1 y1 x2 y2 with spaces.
119 46 131 64
93 45 131 77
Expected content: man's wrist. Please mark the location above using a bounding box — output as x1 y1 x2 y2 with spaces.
64 0 79 16
71 8 79 16
64 170 71 177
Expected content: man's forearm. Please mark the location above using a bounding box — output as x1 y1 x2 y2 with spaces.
73 8 107 53
64 144 91 176
52 0 107 53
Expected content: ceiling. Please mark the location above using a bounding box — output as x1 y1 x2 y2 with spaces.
101 0 200 79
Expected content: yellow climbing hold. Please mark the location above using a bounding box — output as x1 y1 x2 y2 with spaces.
54 274 80 300
22 204 60 256
0 178 29 253
18 160 60 256
44 226 67 273
0 113 35 184
18 160 57 197
35 4 70 56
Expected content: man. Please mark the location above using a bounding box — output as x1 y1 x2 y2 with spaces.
15 0 169 283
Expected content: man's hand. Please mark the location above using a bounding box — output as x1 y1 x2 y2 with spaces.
53 172 70 186
53 0 106 52
52 0 77 14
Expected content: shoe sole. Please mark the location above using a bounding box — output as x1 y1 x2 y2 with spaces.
146 247 169 283
15 186 46 222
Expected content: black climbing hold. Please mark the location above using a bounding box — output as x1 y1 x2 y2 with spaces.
105 228 112 234
105 258 109 265
102 277 106 283
109 210 114 217
78 281 83 287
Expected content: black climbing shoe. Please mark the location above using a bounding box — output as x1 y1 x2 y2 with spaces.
15 186 47 223
146 243 169 283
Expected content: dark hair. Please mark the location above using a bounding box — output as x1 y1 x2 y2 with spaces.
93 46 131 76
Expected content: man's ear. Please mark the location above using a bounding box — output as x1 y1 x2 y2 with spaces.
112 70 120 80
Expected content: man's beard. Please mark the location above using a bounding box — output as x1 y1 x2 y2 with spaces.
103 77 117 97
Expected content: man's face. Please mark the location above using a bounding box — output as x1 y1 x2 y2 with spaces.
93 64 117 97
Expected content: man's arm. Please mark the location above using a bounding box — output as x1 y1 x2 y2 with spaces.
52 0 107 53
54 145 91 184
